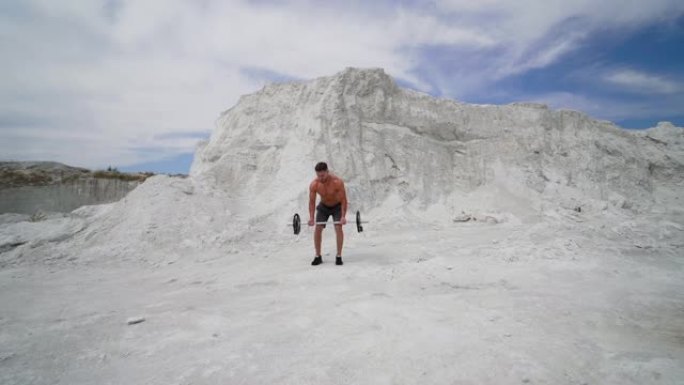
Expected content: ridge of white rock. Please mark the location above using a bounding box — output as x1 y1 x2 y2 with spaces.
191 67 683 225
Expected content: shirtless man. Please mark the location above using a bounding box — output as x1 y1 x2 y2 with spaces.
308 162 348 266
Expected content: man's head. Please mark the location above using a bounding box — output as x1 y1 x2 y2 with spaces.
315 162 329 182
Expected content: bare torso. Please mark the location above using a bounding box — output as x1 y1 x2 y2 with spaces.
310 175 345 206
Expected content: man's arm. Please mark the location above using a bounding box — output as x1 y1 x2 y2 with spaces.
340 180 348 219
308 181 317 224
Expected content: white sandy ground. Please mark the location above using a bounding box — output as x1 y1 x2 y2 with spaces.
1 208 682 385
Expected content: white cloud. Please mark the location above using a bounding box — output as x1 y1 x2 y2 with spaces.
0 0 492 168
526 91 684 125
0 0 682 169
604 69 681 94
433 0 684 90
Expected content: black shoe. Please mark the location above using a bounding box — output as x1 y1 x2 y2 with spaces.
311 256 322 266
336 256 343 265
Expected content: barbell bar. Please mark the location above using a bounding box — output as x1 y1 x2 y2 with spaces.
289 210 367 235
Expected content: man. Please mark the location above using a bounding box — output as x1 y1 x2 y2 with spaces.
308 162 348 266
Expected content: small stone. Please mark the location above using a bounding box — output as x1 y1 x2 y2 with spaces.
126 317 145 325
0 353 16 362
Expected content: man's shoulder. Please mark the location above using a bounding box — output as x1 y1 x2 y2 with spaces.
309 179 319 189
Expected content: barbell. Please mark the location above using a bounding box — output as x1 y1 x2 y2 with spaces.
290 210 367 235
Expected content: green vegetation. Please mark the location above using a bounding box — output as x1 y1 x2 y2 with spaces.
0 170 53 187
61 174 84 183
29 211 47 222
92 170 154 182
0 163 155 188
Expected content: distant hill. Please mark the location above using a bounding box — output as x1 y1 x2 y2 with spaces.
0 161 155 214
0 161 153 189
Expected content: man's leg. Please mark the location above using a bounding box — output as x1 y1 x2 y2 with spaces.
312 204 327 265
311 225 324 265
334 224 344 257
314 225 324 256
333 203 344 265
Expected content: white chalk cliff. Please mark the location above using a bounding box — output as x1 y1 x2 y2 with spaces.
191 67 683 222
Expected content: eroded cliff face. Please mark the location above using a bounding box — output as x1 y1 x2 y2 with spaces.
190 68 683 222
0 162 149 214
0 179 143 214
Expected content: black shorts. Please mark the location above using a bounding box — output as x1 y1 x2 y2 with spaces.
316 202 342 227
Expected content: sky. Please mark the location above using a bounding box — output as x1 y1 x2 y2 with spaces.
1 0 683 174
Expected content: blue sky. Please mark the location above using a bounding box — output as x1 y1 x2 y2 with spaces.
1 0 683 174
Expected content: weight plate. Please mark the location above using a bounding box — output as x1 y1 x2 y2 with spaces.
293 213 301 235
356 210 363 233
